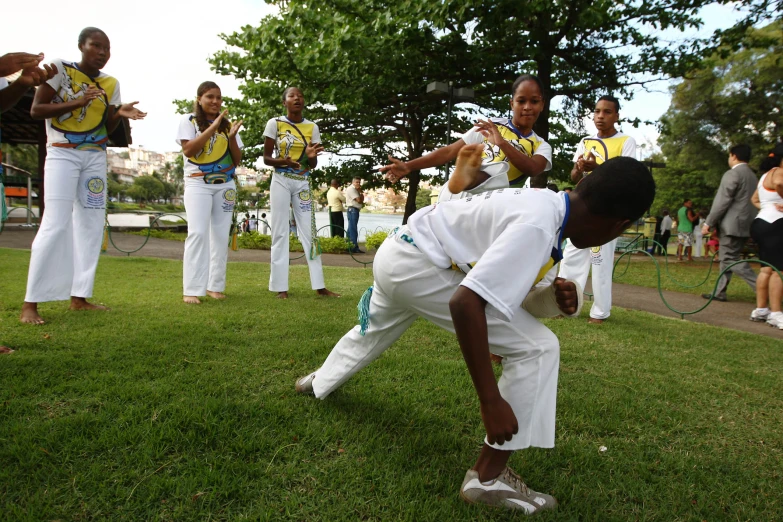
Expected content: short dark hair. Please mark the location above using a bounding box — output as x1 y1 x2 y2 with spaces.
730 144 751 162
78 27 107 46
261 213 266 218
683 199 691 204
282 86 302 103
511 74 544 98
597 95 620 112
576 157 655 222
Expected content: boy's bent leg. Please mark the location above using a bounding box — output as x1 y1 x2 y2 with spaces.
312 284 416 398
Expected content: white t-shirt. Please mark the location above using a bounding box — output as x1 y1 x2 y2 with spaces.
661 215 673 232
263 116 320 175
573 132 636 163
176 114 243 176
44 59 122 151
461 118 552 186
409 189 568 322
346 185 363 209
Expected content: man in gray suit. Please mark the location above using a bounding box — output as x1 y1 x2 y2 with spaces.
701 144 758 302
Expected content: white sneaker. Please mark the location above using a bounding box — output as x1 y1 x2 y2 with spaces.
750 309 770 322
766 314 783 329
460 467 557 514
295 372 316 395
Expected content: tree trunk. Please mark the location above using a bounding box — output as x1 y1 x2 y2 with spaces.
402 170 421 225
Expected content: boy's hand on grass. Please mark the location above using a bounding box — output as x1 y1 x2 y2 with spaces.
480 396 518 446
553 277 578 315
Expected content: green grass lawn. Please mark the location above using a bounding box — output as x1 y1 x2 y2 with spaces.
1 248 782 521
611 253 760 303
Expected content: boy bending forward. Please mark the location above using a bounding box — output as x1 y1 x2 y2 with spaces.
296 146 655 514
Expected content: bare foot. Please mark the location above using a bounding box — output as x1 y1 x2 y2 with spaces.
20 302 45 324
316 288 341 298
448 143 485 194
70 297 109 311
276 292 289 299
206 291 227 300
587 317 604 324
183 296 201 304
0 346 14 354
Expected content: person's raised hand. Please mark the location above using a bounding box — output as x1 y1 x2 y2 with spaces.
582 151 598 172
229 119 243 139
284 156 301 170
117 101 147 120
16 62 58 88
380 155 410 183
79 86 105 107
480 396 518 446
474 118 504 146
306 142 325 160
553 277 578 315
0 52 43 77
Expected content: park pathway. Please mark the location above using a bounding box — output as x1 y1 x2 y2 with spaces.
2 227 780 340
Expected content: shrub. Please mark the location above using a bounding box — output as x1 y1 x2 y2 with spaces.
365 230 391 251
317 236 353 254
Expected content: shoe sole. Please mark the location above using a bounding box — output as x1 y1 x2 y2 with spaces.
750 317 769 322
459 489 557 513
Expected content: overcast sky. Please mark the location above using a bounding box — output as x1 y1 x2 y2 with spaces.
1 1 745 164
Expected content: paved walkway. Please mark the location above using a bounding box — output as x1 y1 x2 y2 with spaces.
2 227 780 340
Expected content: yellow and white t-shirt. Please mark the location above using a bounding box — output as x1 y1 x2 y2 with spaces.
44 59 121 152
177 114 244 177
462 117 552 186
409 188 568 322
263 116 321 175
573 132 637 170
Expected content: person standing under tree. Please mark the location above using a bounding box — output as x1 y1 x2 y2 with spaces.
701 144 758 302
558 95 637 324
326 179 346 238
20 28 146 325
263 86 338 299
177 81 243 305
345 177 364 252
676 199 697 261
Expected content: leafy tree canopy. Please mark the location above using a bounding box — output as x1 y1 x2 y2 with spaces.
654 20 782 214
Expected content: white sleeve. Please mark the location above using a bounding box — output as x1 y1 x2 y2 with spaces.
45 58 63 93
461 126 484 146
534 139 552 172
175 115 197 146
460 223 555 322
109 80 122 105
311 123 321 144
0 78 8 90
263 118 278 140
235 130 244 149
572 139 586 163
622 136 637 158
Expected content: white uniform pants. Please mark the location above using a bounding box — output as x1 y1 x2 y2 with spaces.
269 174 325 292
558 238 617 320
183 177 236 296
693 231 703 257
24 147 106 303
312 230 560 451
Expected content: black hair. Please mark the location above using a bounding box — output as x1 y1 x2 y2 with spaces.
511 74 544 98
760 142 783 172
282 86 302 103
261 213 266 218
193 81 230 134
597 95 620 112
546 183 559 193
683 198 691 204
78 27 107 46
576 157 655 222
729 144 751 162
662 210 669 216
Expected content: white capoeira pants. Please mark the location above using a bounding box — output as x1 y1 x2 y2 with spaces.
182 177 236 296
269 173 325 292
311 229 560 451
25 147 107 303
558 238 618 320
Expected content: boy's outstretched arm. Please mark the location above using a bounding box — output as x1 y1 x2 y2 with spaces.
449 286 518 446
